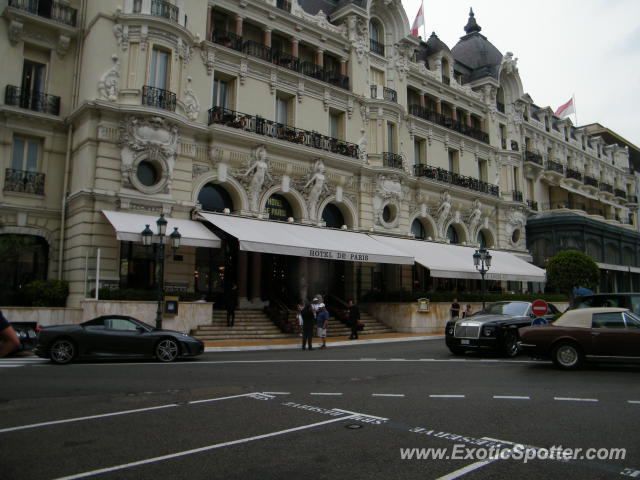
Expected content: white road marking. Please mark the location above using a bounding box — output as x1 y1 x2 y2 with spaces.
188 393 255 405
53 414 358 480
261 392 290 395
493 395 530 400
360 358 377 360
0 365 21 368
372 393 405 397
435 460 496 480
627 400 640 404
389 358 405 361
554 397 599 402
310 392 343 396
430 394 465 398
0 393 253 434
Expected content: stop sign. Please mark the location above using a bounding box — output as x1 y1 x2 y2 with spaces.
531 299 548 317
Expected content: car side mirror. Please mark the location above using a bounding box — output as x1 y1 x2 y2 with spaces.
136 326 145 334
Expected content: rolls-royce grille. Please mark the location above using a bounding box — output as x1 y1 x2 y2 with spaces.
454 324 481 339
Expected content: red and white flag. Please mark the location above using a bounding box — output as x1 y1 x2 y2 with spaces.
411 4 424 37
555 97 575 118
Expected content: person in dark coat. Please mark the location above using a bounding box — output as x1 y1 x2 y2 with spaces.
347 299 360 340
0 310 20 357
301 302 315 350
226 284 237 327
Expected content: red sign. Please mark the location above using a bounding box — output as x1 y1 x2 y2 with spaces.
531 299 548 317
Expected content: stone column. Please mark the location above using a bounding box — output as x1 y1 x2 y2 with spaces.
263 28 272 48
466 112 472 127
339 58 347 76
235 16 243 36
238 250 248 307
419 92 426 108
451 107 458 122
435 100 442 115
291 38 299 57
316 49 324 67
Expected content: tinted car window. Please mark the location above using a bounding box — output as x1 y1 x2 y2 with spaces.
631 297 640 315
624 312 640 328
592 312 626 329
483 302 529 316
105 318 138 331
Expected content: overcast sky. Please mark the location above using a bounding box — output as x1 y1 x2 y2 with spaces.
400 0 640 148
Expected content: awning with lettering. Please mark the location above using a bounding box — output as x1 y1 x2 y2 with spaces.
370 235 546 282
198 212 414 265
102 210 221 248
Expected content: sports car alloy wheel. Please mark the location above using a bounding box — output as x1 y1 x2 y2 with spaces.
50 339 75 365
552 343 582 369
502 332 519 357
156 339 179 362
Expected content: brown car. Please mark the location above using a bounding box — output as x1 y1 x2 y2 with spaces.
518 307 640 369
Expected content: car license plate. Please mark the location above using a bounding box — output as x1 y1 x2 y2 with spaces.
460 339 470 345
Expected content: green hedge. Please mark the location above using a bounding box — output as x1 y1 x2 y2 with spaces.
21 280 69 307
361 290 568 304
92 288 200 302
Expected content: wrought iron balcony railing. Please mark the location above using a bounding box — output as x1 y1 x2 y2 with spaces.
142 85 176 111
413 165 500 197
210 30 243 51
208 106 359 159
584 175 599 188
271 50 300 72
408 105 489 143
243 40 272 63
565 168 582 181
512 190 523 202
4 168 45 195
370 38 384 56
599 182 613 194
8 0 77 26
614 189 627 199
150 0 179 22
628 195 638 204
5 85 60 115
545 160 564 174
371 85 397 103
525 151 543 165
527 200 538 211
382 152 403 169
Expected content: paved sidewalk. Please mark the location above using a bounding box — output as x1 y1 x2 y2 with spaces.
204 332 444 352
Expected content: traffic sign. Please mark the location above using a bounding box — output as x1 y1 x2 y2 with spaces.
531 299 548 317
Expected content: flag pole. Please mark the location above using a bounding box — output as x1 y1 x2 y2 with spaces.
422 0 426 40
572 93 578 126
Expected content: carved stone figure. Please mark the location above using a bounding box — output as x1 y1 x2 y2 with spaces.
305 160 329 221
98 55 120 102
357 129 368 162
436 191 452 233
244 145 272 212
468 198 483 237
183 77 200 121
501 51 518 74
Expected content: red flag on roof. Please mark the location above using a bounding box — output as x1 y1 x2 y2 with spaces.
555 97 575 118
411 5 424 37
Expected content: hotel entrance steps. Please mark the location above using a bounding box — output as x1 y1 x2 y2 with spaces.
191 310 395 341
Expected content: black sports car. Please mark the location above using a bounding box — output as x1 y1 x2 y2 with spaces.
34 315 204 364
445 301 560 357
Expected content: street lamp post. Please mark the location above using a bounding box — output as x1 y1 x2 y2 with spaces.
141 214 181 329
473 247 492 310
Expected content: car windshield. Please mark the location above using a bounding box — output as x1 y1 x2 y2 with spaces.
479 302 529 317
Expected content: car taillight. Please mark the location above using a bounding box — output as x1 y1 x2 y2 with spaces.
35 326 43 333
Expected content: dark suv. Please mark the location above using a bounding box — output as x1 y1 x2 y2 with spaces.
570 293 640 315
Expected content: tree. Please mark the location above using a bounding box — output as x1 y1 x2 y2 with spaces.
545 250 599 299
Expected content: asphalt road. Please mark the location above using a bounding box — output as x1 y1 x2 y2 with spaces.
1 339 639 480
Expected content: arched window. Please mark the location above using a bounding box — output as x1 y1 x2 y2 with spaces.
369 19 384 55
265 194 293 221
446 225 459 244
198 183 233 212
477 231 487 249
322 203 345 228
0 234 48 304
411 219 425 240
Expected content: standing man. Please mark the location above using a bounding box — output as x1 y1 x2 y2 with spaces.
316 304 329 349
0 310 20 358
347 299 360 340
226 284 237 327
301 302 315 350
450 298 461 320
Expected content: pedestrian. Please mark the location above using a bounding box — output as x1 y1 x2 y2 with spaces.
0 310 20 358
316 304 329 349
347 299 360 340
226 284 237 327
450 298 461 320
296 302 304 336
301 302 315 350
463 304 473 318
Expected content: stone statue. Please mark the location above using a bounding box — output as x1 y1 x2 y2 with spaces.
244 145 271 212
436 191 452 235
468 199 482 236
98 55 120 102
357 129 368 162
305 160 328 220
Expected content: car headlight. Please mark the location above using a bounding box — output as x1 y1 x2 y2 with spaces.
483 326 494 336
447 327 454 335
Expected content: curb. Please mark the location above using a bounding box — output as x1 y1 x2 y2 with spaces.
204 335 444 352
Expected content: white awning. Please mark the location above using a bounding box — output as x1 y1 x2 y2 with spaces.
199 213 414 265
370 235 546 282
597 262 640 274
102 210 221 248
